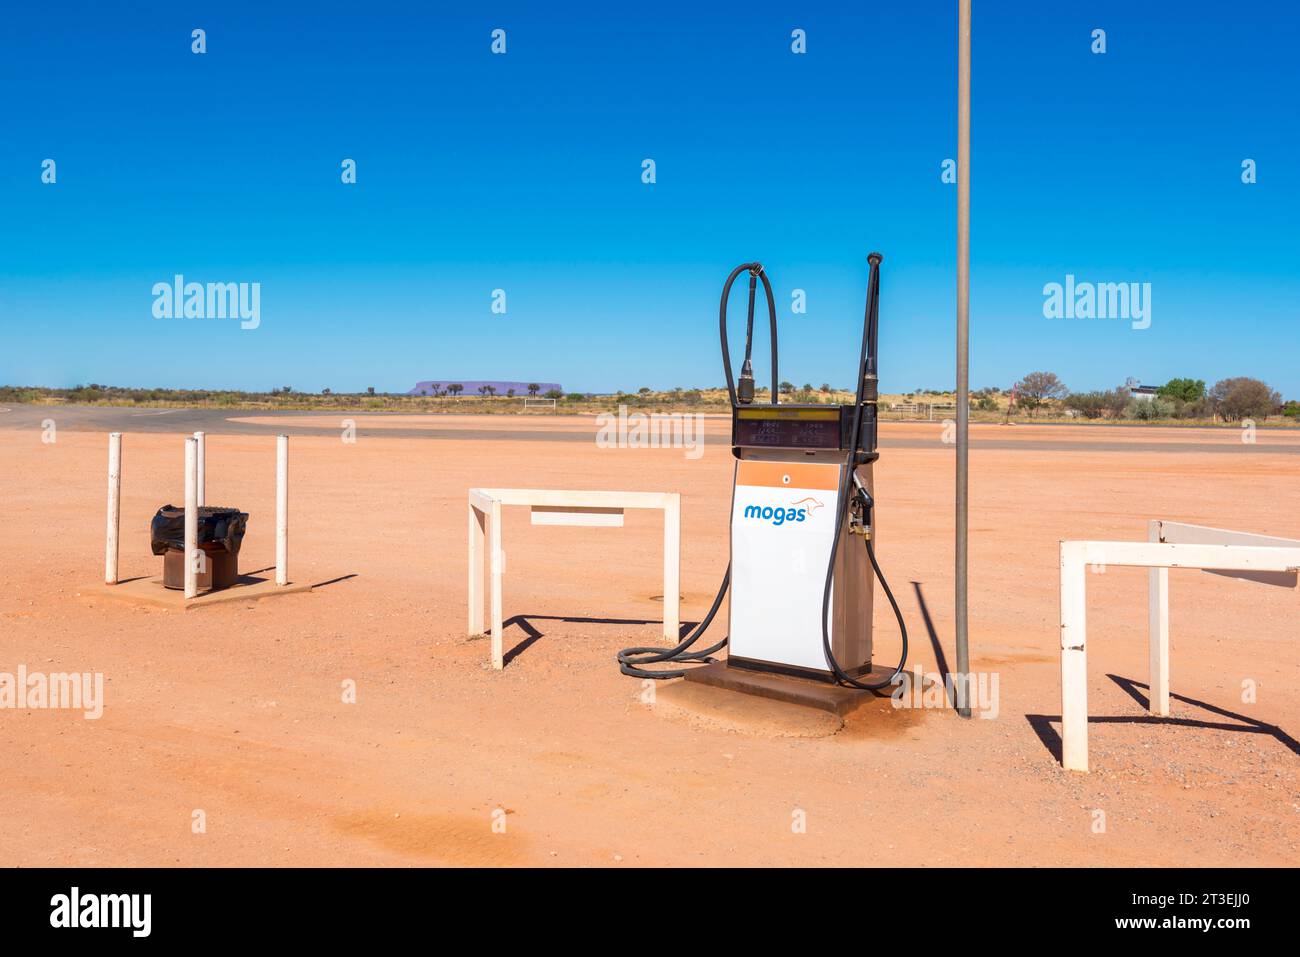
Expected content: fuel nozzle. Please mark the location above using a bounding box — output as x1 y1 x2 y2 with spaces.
848 473 874 538
737 358 755 404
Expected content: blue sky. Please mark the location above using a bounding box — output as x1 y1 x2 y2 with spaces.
1 1 1296 396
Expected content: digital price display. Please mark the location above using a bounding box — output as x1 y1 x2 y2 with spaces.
733 407 843 450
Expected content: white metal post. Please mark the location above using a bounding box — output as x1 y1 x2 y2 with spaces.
663 494 680 640
105 432 122 585
1147 521 1170 716
1059 541 1089 772
276 435 288 585
194 431 206 507
1058 537 1300 772
468 503 486 635
184 437 199 599
489 499 503 669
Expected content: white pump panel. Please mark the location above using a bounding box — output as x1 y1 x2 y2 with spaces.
727 456 873 679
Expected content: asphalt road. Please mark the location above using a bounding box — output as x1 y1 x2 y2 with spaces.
0 404 1295 454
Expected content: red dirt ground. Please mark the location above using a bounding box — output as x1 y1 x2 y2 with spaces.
1 418 1296 866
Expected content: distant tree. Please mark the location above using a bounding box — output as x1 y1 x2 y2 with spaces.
820 383 831 393
322 388 331 395
448 383 464 397
544 388 563 399
527 383 540 396
506 388 516 397
1209 377 1280 421
282 386 292 394
367 386 376 395
1015 372 1067 416
779 381 795 395
1157 377 1206 404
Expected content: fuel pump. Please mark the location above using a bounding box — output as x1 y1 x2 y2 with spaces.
618 255 907 689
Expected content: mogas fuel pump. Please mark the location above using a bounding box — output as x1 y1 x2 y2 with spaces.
618 254 908 689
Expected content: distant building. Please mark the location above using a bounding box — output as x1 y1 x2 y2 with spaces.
1129 383 1160 402
408 379 562 397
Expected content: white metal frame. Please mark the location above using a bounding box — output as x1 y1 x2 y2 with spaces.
1059 524 1300 772
104 432 290 594
468 488 680 670
522 397 557 411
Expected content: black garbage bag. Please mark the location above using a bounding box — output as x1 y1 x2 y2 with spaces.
150 506 249 556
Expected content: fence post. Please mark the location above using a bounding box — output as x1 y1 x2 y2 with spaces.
276 435 288 585
194 431 206 507
184 437 199 599
105 432 122 584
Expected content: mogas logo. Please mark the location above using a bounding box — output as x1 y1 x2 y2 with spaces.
743 497 824 527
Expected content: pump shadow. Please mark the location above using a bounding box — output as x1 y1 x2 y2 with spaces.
501 614 696 668
1025 675 1300 764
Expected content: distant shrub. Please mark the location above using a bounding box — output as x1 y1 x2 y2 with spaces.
1066 389 1128 419
1127 397 1175 420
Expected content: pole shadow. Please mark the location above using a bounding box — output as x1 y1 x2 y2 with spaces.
910 581 957 712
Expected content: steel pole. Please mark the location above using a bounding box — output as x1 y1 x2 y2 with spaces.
955 0 972 717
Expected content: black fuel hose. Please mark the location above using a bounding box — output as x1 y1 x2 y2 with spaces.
616 261 777 678
819 254 909 691
718 263 778 406
616 567 731 679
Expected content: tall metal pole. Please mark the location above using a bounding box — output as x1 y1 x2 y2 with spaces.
955 0 972 717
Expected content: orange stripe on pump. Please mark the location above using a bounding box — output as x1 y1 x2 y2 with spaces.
736 460 841 491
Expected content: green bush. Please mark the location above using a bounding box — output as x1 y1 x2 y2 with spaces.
1127 397 1174 420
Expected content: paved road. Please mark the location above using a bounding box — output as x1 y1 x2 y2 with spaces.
0 404 1295 454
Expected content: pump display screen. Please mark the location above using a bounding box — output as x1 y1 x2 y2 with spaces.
733 407 843 449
